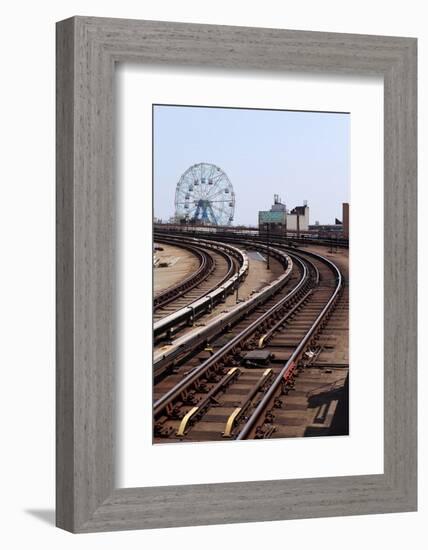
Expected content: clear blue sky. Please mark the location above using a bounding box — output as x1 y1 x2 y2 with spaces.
153 105 349 226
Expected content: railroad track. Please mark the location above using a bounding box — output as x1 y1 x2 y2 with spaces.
153 236 249 342
154 241 215 314
153 239 291 372
153 242 344 443
154 223 349 249
154 238 241 321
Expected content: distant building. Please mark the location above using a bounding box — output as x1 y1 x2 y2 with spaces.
287 200 310 232
308 203 350 238
258 195 309 234
258 195 287 234
308 223 342 233
342 202 349 238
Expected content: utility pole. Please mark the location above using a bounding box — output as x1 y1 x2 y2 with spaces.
266 222 270 270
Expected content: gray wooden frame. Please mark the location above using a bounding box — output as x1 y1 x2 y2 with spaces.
56 16 417 533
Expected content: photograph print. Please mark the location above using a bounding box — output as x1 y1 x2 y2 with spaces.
152 104 349 444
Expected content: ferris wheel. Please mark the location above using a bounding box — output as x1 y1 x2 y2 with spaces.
174 163 235 226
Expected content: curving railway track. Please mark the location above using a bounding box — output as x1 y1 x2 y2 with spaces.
152 234 348 444
154 238 241 322
153 236 249 343
154 242 215 314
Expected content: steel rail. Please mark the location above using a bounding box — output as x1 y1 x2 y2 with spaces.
153 236 249 341
153 251 308 419
155 253 319 438
257 289 313 349
153 240 215 311
236 248 343 440
223 368 273 438
154 236 239 317
153 242 295 375
154 225 349 249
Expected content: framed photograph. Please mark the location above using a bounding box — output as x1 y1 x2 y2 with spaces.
56 16 417 532
150 104 350 446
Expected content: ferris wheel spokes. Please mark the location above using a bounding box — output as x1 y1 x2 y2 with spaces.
174 163 235 226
